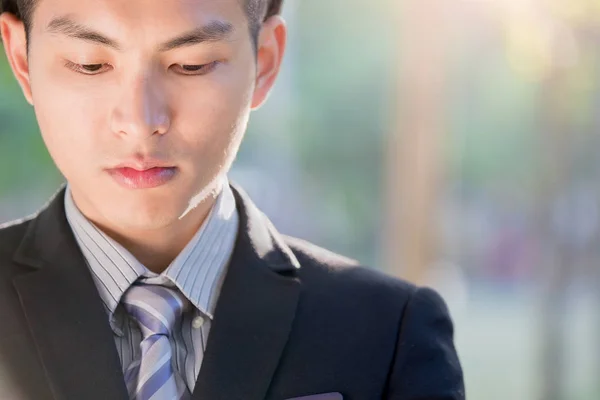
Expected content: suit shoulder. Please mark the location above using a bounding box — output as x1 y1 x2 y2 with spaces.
0 215 34 258
283 235 417 301
283 234 359 268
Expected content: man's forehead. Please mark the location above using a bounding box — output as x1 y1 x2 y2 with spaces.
34 0 251 45
35 0 248 25
44 14 237 52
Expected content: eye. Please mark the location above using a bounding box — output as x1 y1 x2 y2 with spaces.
171 61 220 76
65 60 111 75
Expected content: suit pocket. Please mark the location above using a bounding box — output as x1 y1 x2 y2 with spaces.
285 393 343 400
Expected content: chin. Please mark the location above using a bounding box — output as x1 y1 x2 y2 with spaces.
116 208 182 231
107 196 184 229
95 174 220 228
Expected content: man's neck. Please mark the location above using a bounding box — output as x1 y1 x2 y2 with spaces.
92 201 215 274
68 188 220 274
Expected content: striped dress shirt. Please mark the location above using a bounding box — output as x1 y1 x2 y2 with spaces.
63 179 239 393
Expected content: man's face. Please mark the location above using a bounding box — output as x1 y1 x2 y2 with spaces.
1 0 283 231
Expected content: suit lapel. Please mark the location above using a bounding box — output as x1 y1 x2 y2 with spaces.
191 184 302 400
12 186 129 400
10 183 301 400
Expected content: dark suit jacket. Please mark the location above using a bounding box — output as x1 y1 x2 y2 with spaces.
0 184 464 400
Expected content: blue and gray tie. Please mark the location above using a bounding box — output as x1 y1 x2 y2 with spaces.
122 283 192 400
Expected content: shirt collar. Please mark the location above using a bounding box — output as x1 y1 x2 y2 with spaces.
64 177 238 334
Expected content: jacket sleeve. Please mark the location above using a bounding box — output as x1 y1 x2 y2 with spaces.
384 286 465 399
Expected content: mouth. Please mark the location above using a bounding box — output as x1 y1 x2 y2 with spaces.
106 163 178 189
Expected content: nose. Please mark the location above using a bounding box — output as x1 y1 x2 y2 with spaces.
110 73 171 139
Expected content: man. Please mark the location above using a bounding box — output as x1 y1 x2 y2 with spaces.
0 0 464 399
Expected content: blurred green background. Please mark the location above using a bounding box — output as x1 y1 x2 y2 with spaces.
2 0 599 399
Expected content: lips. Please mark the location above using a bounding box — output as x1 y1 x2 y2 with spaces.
107 166 177 189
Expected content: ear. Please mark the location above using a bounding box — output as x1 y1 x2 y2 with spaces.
251 15 287 110
0 12 34 105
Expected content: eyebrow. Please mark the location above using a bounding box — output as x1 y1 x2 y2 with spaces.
45 16 235 52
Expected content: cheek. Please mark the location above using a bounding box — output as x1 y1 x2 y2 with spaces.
31 74 105 174
174 72 253 150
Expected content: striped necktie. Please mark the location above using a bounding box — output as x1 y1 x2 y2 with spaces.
122 283 192 400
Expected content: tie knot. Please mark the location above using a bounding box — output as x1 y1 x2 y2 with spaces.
121 283 190 339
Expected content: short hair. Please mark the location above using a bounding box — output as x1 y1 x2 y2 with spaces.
0 0 283 49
